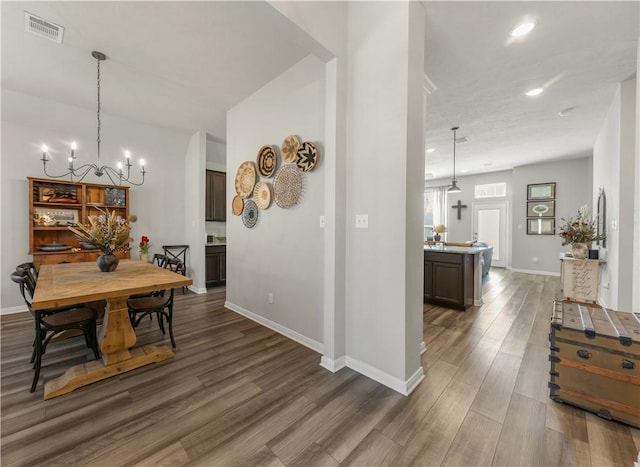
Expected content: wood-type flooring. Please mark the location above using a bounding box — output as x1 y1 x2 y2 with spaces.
1 269 639 466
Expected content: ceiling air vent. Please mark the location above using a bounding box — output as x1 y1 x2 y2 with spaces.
455 136 469 144
24 11 64 44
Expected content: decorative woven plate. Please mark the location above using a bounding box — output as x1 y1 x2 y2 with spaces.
231 195 244 216
242 199 259 228
296 141 318 172
256 145 277 178
253 182 272 210
235 161 256 199
273 164 303 208
282 135 301 163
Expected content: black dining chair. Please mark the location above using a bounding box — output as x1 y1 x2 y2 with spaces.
127 288 176 348
162 245 188 294
10 269 100 392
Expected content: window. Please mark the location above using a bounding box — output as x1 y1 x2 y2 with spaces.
424 186 447 240
474 182 506 199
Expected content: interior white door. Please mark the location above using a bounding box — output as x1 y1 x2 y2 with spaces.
472 201 508 268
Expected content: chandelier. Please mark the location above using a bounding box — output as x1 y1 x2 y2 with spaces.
40 51 146 186
447 126 461 194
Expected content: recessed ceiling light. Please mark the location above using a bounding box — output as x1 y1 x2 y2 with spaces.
483 162 493 167
510 21 536 37
526 87 544 97
558 107 575 116
425 173 434 179
460 169 469 173
426 148 436 153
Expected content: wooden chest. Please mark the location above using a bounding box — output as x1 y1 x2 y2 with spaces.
549 300 640 428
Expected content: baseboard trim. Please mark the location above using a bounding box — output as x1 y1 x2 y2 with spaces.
345 356 424 396
224 301 323 354
188 286 208 294
420 341 426 355
510 268 560 277
320 355 347 372
0 305 28 315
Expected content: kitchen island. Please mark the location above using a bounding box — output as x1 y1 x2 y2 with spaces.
424 245 489 310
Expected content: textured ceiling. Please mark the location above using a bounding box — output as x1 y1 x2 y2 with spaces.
2 1 638 176
1 1 309 141
424 1 638 180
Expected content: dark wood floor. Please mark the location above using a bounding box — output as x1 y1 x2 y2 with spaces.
1 270 639 466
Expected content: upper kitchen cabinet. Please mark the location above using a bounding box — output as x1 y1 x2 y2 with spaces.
205 170 226 222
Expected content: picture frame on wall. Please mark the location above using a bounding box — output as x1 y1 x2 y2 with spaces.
527 200 555 218
527 182 556 200
527 217 555 235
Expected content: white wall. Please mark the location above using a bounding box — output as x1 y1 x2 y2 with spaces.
226 55 326 347
1 89 191 311
426 170 513 245
344 1 424 391
511 157 592 275
594 77 637 310
184 131 207 293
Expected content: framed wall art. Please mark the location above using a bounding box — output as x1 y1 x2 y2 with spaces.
527 182 556 200
527 200 555 218
527 217 555 235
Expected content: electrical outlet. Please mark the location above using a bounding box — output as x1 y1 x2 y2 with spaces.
319 215 325 228
268 293 274 304
356 214 368 228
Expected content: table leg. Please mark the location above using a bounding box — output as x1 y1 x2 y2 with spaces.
473 254 484 307
43 295 175 399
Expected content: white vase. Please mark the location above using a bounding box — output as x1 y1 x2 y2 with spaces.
571 243 588 259
140 253 149 263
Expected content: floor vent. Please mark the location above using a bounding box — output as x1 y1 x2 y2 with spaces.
24 11 64 44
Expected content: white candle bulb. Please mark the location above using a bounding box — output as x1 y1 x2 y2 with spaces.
71 141 78 150
124 150 131 159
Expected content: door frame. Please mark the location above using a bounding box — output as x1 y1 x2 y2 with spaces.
471 200 510 268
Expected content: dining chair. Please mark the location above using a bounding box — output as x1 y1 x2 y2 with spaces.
164 257 187 294
10 269 100 392
162 245 188 294
127 287 176 348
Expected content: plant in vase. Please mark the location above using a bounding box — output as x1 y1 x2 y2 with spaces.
558 205 605 259
68 208 131 271
139 235 150 262
433 224 447 242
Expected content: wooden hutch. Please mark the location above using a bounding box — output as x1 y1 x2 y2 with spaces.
29 177 130 267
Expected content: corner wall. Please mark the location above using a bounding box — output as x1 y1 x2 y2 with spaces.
594 76 637 310
225 55 326 348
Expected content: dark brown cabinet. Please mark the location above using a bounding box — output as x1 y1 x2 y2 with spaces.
206 245 226 286
424 250 473 310
205 170 226 222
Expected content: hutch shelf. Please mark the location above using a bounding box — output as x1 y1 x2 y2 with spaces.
28 177 130 267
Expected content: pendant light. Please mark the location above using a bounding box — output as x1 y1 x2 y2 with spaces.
447 126 461 193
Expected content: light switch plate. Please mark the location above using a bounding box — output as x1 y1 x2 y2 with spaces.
356 214 368 228
319 216 325 228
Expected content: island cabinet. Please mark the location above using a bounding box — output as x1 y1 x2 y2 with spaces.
424 250 474 310
205 170 226 222
29 177 130 268
206 245 226 287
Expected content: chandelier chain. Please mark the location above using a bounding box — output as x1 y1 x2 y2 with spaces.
96 55 101 164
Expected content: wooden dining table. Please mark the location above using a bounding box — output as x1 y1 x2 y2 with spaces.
32 259 192 399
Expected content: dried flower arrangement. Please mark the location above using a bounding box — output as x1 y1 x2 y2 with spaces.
434 224 447 234
558 205 605 246
68 208 132 255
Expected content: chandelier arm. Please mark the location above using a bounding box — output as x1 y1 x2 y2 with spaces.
100 166 122 186
42 163 73 180
73 165 97 183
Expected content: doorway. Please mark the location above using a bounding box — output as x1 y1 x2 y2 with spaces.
472 201 508 268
